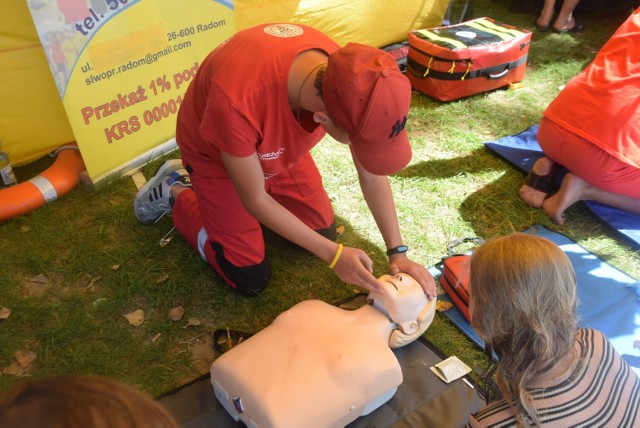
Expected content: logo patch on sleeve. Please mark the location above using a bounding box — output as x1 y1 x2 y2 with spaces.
264 24 304 38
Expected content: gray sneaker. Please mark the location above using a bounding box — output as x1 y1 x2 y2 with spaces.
134 159 191 224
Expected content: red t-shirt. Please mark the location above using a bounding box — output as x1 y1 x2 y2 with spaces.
176 24 339 179
544 9 640 169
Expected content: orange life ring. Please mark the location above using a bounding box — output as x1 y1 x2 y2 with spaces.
0 144 86 222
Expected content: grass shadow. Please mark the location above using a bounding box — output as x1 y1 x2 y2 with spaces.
399 147 500 180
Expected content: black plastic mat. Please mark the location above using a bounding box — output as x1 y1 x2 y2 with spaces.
157 294 484 427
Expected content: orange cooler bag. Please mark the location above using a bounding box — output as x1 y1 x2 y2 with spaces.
438 237 485 322
407 17 531 102
440 254 472 322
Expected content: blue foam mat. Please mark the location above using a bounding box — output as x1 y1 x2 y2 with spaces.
483 125 640 249
434 225 640 375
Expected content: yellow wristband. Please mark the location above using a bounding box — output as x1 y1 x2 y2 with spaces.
328 244 343 269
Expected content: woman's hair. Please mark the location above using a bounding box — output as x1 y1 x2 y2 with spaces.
470 233 578 425
0 374 178 428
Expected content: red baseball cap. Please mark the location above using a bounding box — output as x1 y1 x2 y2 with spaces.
323 43 412 176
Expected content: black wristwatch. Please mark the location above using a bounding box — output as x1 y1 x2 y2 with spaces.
386 245 408 257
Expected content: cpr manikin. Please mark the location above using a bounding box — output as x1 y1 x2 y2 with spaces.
210 273 437 428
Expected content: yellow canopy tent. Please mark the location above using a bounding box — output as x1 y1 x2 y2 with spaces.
235 0 449 47
0 0 448 166
0 0 75 166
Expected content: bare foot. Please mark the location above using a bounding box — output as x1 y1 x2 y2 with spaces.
554 15 572 31
536 5 555 28
536 16 550 29
542 172 588 225
519 157 555 208
553 16 583 33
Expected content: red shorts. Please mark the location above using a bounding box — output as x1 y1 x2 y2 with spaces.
171 152 334 291
539 117 640 199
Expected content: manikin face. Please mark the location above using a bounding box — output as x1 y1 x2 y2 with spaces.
369 273 429 334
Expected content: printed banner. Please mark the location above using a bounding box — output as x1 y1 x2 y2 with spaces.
26 0 236 182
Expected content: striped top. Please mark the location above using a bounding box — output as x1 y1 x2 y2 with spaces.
468 329 640 427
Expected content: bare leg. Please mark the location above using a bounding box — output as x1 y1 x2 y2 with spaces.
537 0 557 27
519 157 556 208
554 0 581 31
542 172 640 225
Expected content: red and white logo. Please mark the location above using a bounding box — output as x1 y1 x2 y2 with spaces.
263 24 304 38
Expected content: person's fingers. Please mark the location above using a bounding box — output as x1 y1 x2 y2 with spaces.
361 271 383 292
358 251 374 273
333 247 381 291
420 272 437 300
412 268 435 300
389 258 437 300
388 264 400 275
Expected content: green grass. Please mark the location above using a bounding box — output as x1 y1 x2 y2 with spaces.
1 0 639 397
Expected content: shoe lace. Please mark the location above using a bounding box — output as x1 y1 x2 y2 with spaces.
153 209 171 224
148 178 175 223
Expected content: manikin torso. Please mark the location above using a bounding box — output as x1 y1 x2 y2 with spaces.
211 273 436 428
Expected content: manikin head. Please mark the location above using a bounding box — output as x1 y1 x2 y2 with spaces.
368 273 437 348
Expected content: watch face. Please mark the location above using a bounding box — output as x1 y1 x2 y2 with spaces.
387 245 408 256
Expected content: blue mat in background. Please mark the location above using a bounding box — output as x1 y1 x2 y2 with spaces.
434 225 640 375
483 125 640 249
